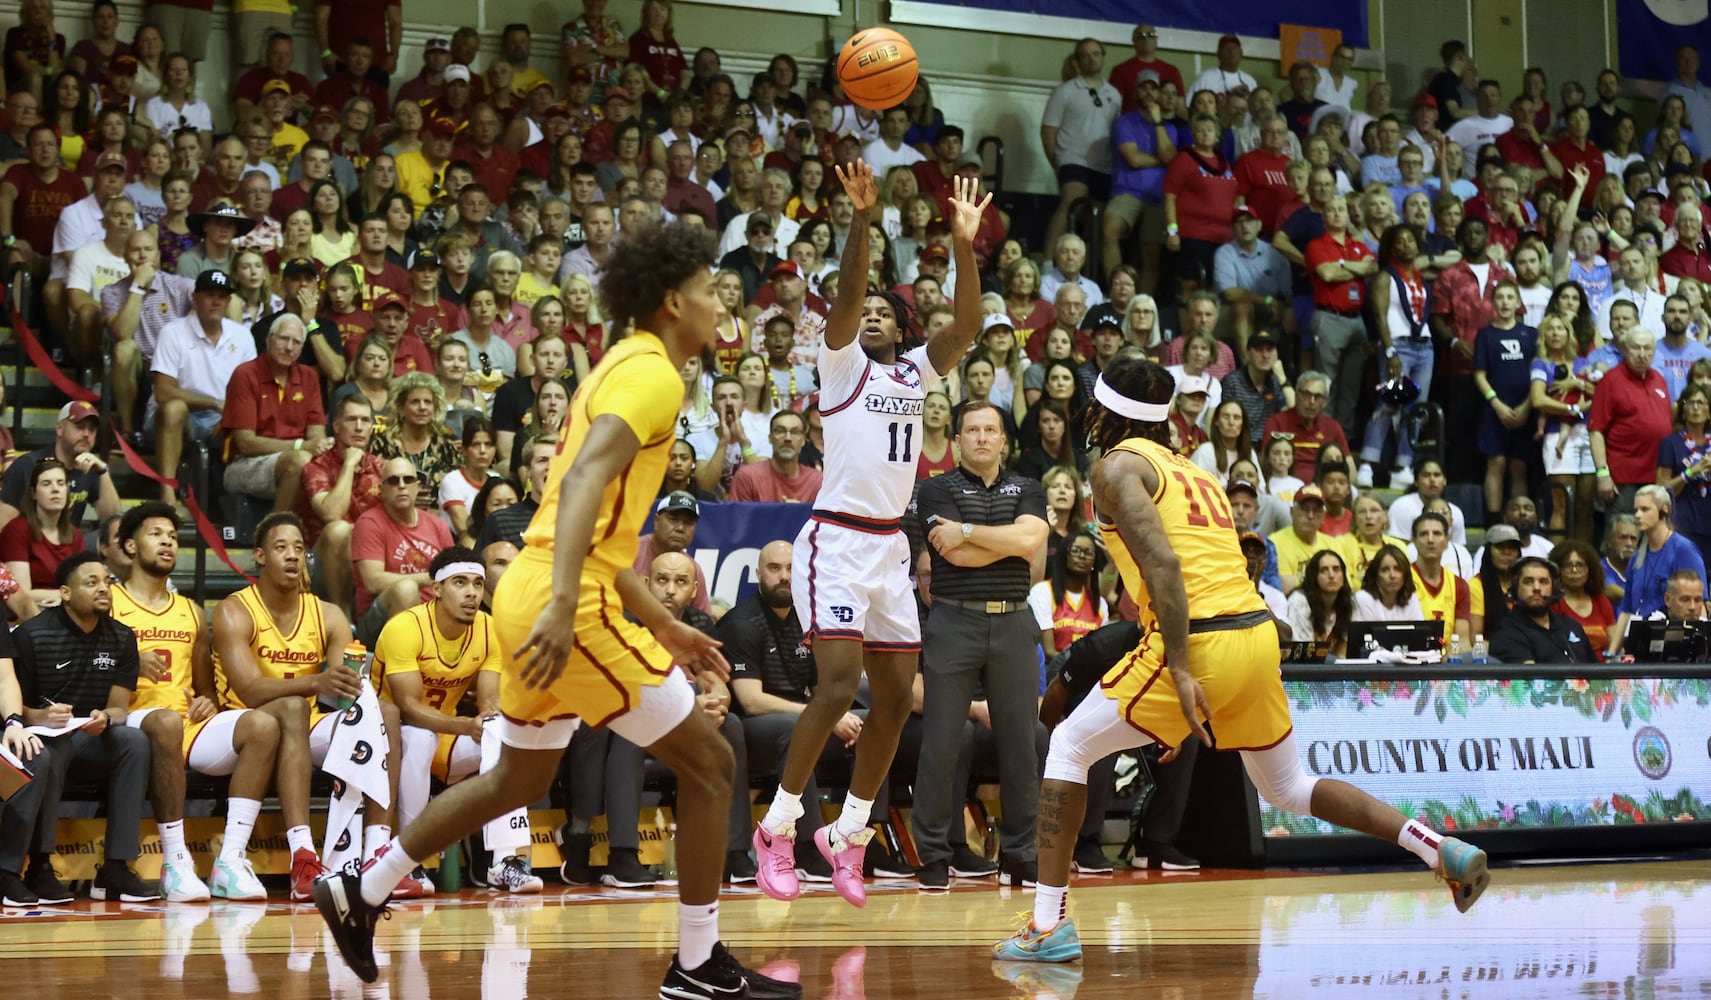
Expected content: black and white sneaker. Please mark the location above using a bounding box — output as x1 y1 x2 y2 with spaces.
916 859 949 891
999 858 1038 887
796 846 833 883
1072 839 1115 874
487 855 544 894
601 848 657 889
948 845 998 878
723 850 757 885
556 829 595 886
312 866 391 984
1131 841 1200 871
23 861 72 904
865 839 917 879
659 942 802 1000
0 870 38 906
90 862 161 902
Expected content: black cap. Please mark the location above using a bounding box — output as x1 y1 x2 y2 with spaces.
281 257 319 279
1248 329 1281 351
1226 479 1259 499
194 269 234 294
409 248 442 270
655 491 700 517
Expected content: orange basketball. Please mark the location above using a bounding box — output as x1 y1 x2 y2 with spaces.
837 28 919 111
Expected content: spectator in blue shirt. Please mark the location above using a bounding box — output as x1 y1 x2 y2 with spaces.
1610 484 1708 655
1474 280 1539 523
1103 72 1177 298
1214 205 1291 356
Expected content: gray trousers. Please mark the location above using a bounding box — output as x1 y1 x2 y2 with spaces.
0 726 150 872
912 603 1040 865
1312 309 1368 433
554 724 610 823
605 713 751 853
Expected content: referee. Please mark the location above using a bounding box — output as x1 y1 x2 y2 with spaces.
911 401 1050 888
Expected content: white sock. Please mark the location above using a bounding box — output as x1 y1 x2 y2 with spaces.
678 901 720 970
832 794 873 840
286 824 315 856
222 798 261 862
360 838 419 908
1033 883 1068 932
761 788 804 835
1397 819 1443 868
365 825 392 861
159 819 192 865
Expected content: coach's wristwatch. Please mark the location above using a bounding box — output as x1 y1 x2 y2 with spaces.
961 523 974 542
3 714 22 730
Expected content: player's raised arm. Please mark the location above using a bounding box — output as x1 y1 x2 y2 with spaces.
823 159 877 352
927 174 994 376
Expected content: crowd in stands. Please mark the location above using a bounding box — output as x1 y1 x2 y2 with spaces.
3 0 1711 900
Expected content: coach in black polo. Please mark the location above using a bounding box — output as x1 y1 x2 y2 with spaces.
1 552 155 904
911 400 1050 888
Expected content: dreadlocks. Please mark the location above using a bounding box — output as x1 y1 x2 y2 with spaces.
1088 351 1177 455
864 289 921 358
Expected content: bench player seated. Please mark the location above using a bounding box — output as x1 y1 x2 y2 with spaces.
116 502 282 902
211 512 405 901
376 546 542 895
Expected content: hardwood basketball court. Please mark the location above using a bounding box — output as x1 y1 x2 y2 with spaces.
4 859 1707 997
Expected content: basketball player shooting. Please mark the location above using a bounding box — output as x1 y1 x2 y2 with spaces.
752 165 991 907
992 353 1492 964
314 222 800 1000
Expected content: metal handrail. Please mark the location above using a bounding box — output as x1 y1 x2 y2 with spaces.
976 135 1004 194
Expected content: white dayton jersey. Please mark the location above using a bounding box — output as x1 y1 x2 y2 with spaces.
812 337 943 520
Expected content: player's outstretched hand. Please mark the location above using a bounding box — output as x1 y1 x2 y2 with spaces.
1170 666 1213 749
835 159 879 212
1038 675 1070 730
516 594 580 691
658 619 731 681
948 174 992 244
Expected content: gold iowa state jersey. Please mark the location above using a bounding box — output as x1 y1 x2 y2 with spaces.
373 601 500 716
213 585 330 709
114 584 201 715
1097 436 1267 630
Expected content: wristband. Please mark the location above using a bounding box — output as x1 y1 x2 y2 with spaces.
321 48 335 59
1482 389 1497 401
741 446 755 458
1596 468 1611 478
1165 223 1179 236
3 714 21 729
2 234 13 247
130 283 146 295
293 438 304 451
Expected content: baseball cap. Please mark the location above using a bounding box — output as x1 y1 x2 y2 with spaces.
93 151 128 173
261 79 292 96
1233 204 1259 223
604 87 634 104
408 248 442 270
656 491 700 517
1176 373 1212 396
790 120 813 136
1238 530 1267 550
312 105 339 123
1248 329 1281 351
981 313 1015 335
1484 524 1523 546
919 242 950 263
1412 92 1437 110
442 64 471 84
1294 483 1326 506
281 257 319 279
1218 33 1241 47
1137 69 1162 87
567 66 593 86
58 401 99 424
194 269 234 294
424 114 458 137
109 54 137 74
745 213 774 235
771 260 804 280
371 289 408 313
425 35 451 53
1226 479 1260 500
1636 188 1666 203
542 102 572 121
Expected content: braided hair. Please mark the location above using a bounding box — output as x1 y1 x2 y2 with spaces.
1087 350 1177 455
863 289 921 359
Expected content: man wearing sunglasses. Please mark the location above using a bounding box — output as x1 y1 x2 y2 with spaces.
352 457 454 646
1109 23 1183 115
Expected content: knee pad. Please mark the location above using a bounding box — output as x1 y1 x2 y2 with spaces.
1041 725 1097 785
1245 755 1318 816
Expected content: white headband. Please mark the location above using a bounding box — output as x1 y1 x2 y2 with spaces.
1094 374 1172 422
434 561 486 584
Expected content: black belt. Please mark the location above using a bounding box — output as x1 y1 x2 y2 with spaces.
1320 305 1363 318
939 598 1029 614
1188 609 1276 634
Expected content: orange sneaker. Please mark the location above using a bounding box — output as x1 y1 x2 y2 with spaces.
289 848 327 902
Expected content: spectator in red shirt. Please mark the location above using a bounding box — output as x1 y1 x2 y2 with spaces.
352 455 454 640
1108 23 1183 115
314 37 391 123
1263 370 1352 481
1547 105 1603 201
223 314 329 512
1163 114 1237 287
1234 117 1295 233
911 126 966 202
1304 196 1378 432
455 104 520 199
729 410 823 503
1493 96 1557 187
299 394 385 614
1590 328 1674 515
1661 203 1711 283
662 139 716 222
629 0 687 93
1 124 88 295
314 0 402 84
347 214 409 302
633 492 711 614
232 33 312 120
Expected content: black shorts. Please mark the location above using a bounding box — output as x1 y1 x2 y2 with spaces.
1056 164 1112 199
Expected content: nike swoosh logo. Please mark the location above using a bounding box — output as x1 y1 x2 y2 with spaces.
680 970 745 995
757 830 775 848
328 876 352 920
961 489 976 494
55 661 70 671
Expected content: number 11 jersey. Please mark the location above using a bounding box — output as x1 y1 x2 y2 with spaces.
813 337 943 520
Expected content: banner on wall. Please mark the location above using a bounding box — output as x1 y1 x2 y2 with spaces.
1617 0 1711 83
1262 675 1711 836
933 0 1367 47
646 502 817 609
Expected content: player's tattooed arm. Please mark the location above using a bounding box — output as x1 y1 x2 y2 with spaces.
1088 450 1190 674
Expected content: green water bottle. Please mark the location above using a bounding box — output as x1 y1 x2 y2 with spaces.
337 641 368 712
438 840 463 892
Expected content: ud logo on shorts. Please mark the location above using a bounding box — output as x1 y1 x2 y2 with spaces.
331 777 348 799
831 606 855 624
351 740 374 765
